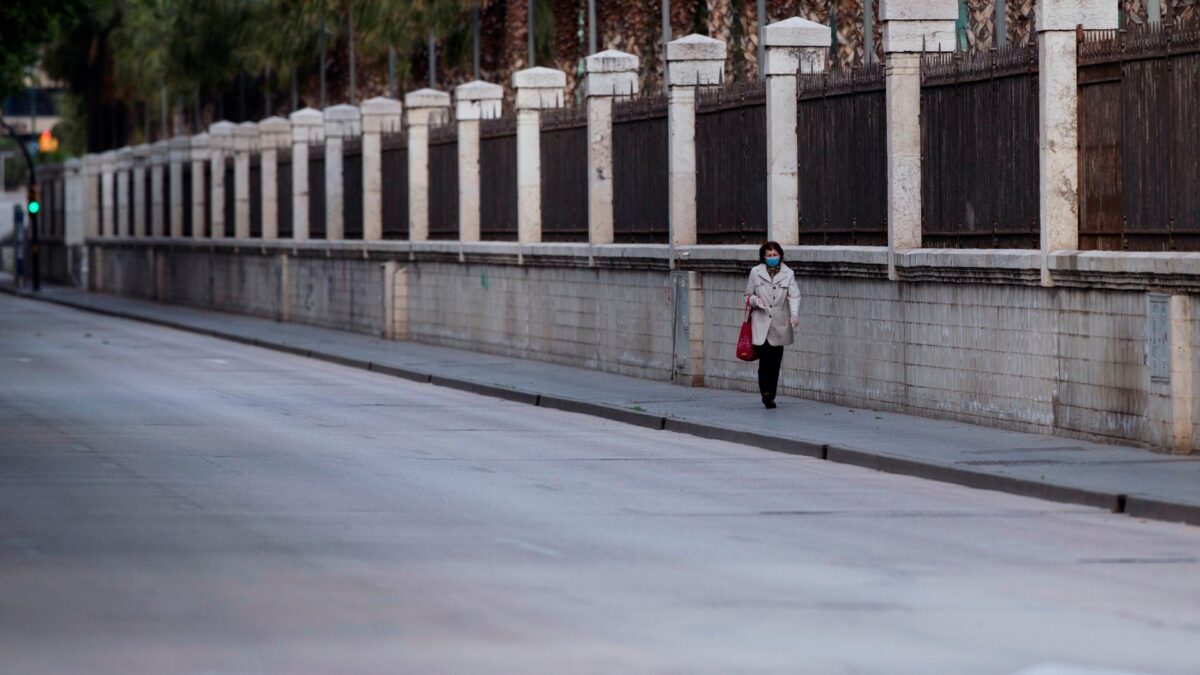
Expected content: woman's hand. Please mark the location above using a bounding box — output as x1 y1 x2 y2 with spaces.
754 297 768 309
790 316 800 328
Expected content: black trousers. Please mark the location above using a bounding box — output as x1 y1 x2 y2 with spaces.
754 342 784 401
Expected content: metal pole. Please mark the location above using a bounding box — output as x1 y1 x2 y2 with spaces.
349 7 357 104
864 0 875 63
319 16 328 108
291 67 299 111
473 4 481 79
160 85 168 139
528 0 535 66
29 69 37 139
388 47 397 99
588 0 597 54
662 0 671 83
757 0 766 80
429 30 437 87
995 0 1006 50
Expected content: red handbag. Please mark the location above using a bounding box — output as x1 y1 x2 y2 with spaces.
736 299 757 362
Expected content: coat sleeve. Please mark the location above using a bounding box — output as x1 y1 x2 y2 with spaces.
744 272 756 309
788 276 801 316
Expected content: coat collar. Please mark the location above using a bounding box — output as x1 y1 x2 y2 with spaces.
753 262 793 283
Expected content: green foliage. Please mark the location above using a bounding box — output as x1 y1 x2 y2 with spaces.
0 0 83 97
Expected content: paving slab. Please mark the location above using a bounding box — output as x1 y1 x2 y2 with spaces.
6 276 1200 527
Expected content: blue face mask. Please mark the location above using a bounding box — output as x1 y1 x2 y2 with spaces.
765 256 780 267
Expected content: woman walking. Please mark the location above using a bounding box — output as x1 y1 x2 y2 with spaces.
744 241 801 409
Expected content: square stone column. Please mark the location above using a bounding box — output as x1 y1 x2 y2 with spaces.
100 151 116 237
234 122 260 239
190 134 210 238
454 80 504 243
404 89 451 241
114 148 132 237
584 50 639 246
169 136 190 238
64 158 85 246
881 0 957 278
258 117 292 241
209 121 236 238
289 108 325 241
324 104 361 241
666 34 726 248
513 67 566 245
361 97 403 241
149 142 167 237
1037 0 1117 285
83 154 101 240
764 18 830 246
132 144 150 237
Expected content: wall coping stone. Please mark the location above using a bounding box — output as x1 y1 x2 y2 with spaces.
404 88 452 109
258 117 291 149
764 17 832 47
1037 0 1119 32
879 0 958 22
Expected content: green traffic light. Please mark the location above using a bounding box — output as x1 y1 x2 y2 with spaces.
28 201 40 214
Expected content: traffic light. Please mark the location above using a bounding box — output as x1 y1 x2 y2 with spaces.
27 185 39 215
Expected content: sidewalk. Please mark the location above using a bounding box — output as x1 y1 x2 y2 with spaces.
6 275 1200 527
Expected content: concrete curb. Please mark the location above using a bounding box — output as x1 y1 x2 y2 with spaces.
7 285 1200 528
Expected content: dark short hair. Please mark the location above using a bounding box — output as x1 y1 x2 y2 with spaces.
758 241 784 264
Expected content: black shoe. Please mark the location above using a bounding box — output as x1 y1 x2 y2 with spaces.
764 400 777 409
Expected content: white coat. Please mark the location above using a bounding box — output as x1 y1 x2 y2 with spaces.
744 263 801 347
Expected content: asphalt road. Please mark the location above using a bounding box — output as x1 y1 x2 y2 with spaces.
2 294 1199 675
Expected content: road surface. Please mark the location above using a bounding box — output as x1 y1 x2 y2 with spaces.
2 294 1199 674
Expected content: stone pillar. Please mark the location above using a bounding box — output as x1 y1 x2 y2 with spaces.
454 80 504 242
404 89 451 241
513 67 566 244
64 158 84 246
132 144 149 237
584 50 639 246
100 151 116 237
324 104 361 241
234 122 260 239
1169 294 1195 453
169 136 189 237
881 0 956 278
289 108 325 241
764 18 830 246
190 134 210 238
115 148 132 237
149 141 167 237
258 116 292 241
83 154 100 240
361 97 403 241
665 34 726 248
209 121 236 238
1037 0 1117 284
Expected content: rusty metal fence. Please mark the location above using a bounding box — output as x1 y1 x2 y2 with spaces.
796 65 888 245
540 106 588 242
428 121 459 240
921 45 1040 249
697 81 768 244
343 139 363 239
308 145 325 239
182 163 193 237
381 133 408 239
1079 22 1200 250
480 116 518 240
613 92 669 243
277 149 292 238
223 157 235 237
249 154 262 238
